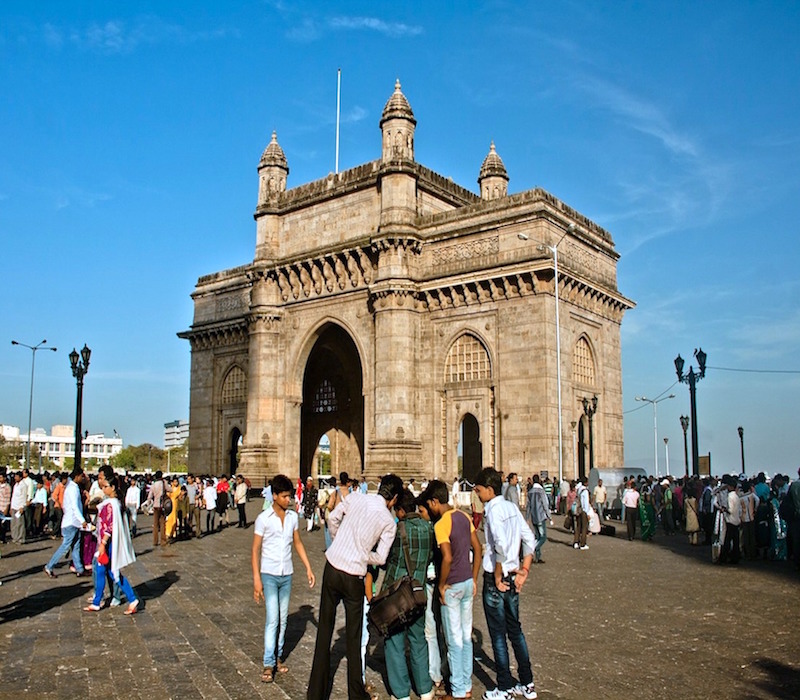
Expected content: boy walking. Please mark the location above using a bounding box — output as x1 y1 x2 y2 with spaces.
473 468 538 700
252 474 315 683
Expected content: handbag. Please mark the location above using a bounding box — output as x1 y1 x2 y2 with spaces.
367 521 427 637
711 539 722 563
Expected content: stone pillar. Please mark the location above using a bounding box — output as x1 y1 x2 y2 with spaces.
238 271 284 482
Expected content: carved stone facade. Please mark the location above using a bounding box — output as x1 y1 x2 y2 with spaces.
180 81 635 483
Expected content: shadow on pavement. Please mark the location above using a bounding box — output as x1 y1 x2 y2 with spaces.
0 580 91 623
0 546 49 558
751 658 800 697
138 570 180 601
285 603 318 659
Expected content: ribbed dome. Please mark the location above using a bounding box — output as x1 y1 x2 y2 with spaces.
380 79 416 126
260 131 288 170
479 141 508 181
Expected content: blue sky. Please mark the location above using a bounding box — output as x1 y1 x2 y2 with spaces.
2 1 799 475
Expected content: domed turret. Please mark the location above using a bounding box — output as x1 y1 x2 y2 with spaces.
478 141 509 200
380 79 416 162
258 131 289 206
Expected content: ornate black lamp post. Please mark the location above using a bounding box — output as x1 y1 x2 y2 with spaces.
680 415 690 478
69 345 91 471
738 426 745 476
674 348 706 477
581 395 598 475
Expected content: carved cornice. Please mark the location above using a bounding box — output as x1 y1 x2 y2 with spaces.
421 271 537 311
247 311 282 332
178 319 249 351
431 235 499 265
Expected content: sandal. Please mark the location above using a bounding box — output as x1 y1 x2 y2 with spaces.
434 681 447 697
276 661 289 674
261 667 274 683
83 604 101 612
124 600 140 616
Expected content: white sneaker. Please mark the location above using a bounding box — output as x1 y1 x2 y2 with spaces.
580 545 589 550
483 689 512 700
511 683 537 699
573 542 579 549
110 599 122 607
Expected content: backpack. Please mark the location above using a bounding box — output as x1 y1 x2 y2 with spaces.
573 487 586 516
160 481 173 517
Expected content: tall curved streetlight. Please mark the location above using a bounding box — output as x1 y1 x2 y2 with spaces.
69 345 91 471
635 394 674 478
674 348 707 477
11 339 57 471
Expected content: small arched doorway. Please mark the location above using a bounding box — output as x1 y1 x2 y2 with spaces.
229 428 242 475
459 413 482 484
300 324 364 481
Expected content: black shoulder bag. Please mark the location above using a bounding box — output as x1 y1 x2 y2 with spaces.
367 521 427 637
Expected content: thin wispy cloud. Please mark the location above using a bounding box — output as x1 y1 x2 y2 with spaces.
53 186 113 210
328 16 423 38
42 17 236 55
576 77 698 158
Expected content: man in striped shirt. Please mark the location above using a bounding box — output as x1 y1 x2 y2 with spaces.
308 473 404 700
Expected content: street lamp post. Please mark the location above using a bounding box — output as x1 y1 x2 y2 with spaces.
738 426 745 476
519 222 575 484
674 348 707 477
680 415 690 478
11 339 57 472
581 395 598 475
634 394 675 478
69 345 91 471
663 437 669 476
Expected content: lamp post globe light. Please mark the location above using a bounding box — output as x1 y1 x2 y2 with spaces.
738 426 745 476
674 348 707 477
69 344 91 471
11 339 57 472
680 415 690 478
634 394 675 478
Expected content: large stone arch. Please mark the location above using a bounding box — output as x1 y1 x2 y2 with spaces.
218 364 247 475
297 322 365 481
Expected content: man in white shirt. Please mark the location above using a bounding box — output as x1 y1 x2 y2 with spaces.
10 472 28 544
719 476 741 565
308 473 403 700
252 474 315 683
474 467 538 700
44 467 89 577
592 479 608 522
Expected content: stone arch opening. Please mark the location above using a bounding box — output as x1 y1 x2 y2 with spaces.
229 427 242 475
300 324 364 481
458 413 482 484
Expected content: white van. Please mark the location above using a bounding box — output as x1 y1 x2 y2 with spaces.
587 467 648 519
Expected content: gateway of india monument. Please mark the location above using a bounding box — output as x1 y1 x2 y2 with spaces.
180 80 634 485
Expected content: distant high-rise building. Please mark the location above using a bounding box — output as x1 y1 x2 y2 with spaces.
164 420 189 449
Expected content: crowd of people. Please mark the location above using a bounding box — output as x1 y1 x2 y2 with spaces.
254 468 539 700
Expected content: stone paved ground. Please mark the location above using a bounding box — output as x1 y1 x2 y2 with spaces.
1 502 798 700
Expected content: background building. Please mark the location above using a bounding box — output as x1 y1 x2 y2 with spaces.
164 419 190 450
181 82 634 483
0 424 122 470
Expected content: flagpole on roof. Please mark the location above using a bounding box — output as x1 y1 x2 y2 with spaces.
335 68 341 174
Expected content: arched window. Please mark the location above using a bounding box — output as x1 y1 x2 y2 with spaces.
221 366 247 404
312 378 338 413
574 337 595 386
445 333 492 384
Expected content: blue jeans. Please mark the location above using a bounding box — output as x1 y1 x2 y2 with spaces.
532 520 547 562
46 525 84 573
440 578 474 698
385 609 431 700
482 572 532 691
262 573 292 668
92 557 137 606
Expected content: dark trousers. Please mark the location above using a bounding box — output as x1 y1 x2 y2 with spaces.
237 503 247 527
719 523 740 564
625 506 637 540
308 562 368 700
482 572 533 691
702 512 714 544
573 512 588 547
153 507 166 545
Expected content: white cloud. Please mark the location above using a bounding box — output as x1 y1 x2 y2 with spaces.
328 16 422 38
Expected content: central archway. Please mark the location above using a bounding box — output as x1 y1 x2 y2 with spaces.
300 324 364 481
459 413 482 484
